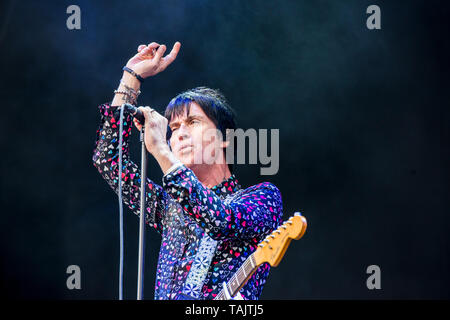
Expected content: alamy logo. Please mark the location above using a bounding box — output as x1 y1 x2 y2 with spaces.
366 5 381 30
66 5 81 30
66 265 81 290
183 128 280 175
366 265 381 290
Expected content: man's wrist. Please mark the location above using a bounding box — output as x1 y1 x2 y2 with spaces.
111 72 142 107
120 71 141 91
152 144 182 175
164 161 184 177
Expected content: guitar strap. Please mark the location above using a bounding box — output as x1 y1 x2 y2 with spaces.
177 190 245 300
178 233 218 300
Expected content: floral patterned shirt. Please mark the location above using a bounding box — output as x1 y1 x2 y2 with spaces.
92 102 283 300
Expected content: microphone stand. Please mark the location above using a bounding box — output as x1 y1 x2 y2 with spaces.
137 126 147 300
118 103 148 300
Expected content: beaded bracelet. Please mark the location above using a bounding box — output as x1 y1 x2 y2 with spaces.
119 79 141 97
123 66 145 83
114 89 137 104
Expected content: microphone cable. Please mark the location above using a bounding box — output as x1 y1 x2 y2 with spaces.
117 105 125 300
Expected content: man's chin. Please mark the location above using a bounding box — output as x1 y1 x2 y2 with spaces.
177 154 213 170
177 155 194 168
180 159 202 171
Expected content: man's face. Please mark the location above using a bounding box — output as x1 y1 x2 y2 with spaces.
168 102 225 169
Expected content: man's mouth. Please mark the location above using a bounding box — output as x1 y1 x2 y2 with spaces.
179 145 193 152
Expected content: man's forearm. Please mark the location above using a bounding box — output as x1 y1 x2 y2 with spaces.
111 71 142 106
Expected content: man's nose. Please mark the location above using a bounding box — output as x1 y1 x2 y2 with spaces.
177 123 190 140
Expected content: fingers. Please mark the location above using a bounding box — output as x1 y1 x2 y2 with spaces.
147 42 160 50
153 44 167 62
138 42 159 52
138 106 158 123
159 42 181 71
139 47 155 58
138 43 160 62
137 106 151 119
133 118 143 131
133 107 153 131
134 106 149 130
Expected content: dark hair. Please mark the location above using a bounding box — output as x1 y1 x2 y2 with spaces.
164 86 237 173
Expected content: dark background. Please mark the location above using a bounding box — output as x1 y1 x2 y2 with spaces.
1 0 449 300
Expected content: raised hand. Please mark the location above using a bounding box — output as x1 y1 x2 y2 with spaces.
125 41 181 79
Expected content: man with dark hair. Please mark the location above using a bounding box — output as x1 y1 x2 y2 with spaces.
164 86 237 175
92 41 283 300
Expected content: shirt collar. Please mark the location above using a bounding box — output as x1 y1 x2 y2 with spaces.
210 174 241 198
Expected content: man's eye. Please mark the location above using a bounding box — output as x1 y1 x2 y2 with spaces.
171 127 178 131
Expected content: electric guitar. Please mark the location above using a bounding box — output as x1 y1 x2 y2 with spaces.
214 212 307 300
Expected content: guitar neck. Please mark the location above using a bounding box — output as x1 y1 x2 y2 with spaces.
214 252 259 300
213 213 307 300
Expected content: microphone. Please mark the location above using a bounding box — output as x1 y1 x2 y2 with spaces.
122 103 145 124
122 103 173 141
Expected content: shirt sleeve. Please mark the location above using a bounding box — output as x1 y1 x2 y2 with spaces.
162 165 283 242
92 102 168 234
